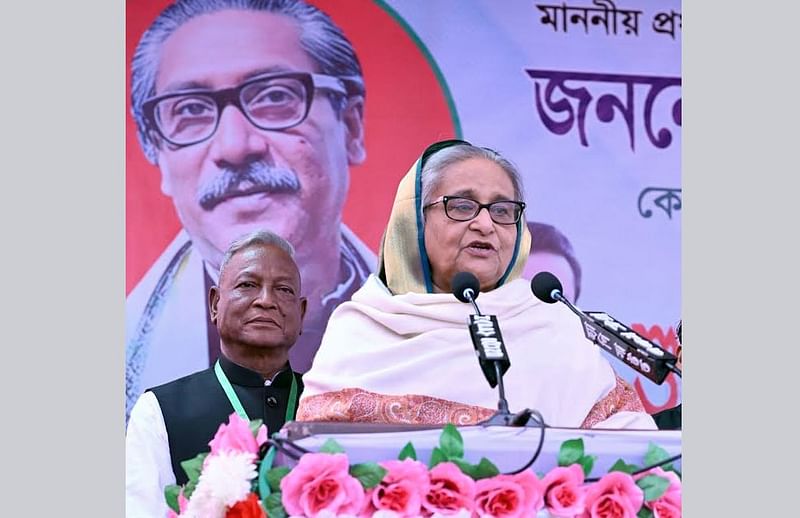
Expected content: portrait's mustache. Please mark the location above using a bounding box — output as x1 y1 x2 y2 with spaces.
197 162 301 211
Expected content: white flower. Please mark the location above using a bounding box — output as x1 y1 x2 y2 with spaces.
181 483 226 518
182 451 258 518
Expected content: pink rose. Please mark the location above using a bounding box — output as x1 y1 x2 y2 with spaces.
541 464 586 517
208 412 268 456
363 459 430 517
651 500 681 518
635 467 681 511
474 471 544 518
422 462 476 516
581 472 643 518
280 453 365 517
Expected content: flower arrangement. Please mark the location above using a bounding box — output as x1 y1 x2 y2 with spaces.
165 413 681 518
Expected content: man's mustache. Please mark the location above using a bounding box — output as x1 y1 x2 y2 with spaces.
197 162 301 211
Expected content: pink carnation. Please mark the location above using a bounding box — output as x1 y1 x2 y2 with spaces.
363 458 430 517
581 472 643 518
422 462 476 516
208 412 268 456
280 453 365 517
541 464 586 517
474 470 544 518
635 467 681 511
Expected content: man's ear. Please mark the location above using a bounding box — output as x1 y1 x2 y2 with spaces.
297 297 308 335
342 96 366 165
209 286 220 325
143 129 162 166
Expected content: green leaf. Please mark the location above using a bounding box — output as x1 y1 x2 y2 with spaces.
643 442 672 471
398 442 417 461
264 492 287 518
557 438 584 467
637 507 655 518
578 455 596 477
179 452 208 498
266 466 291 493
450 457 500 481
164 484 181 513
608 458 639 474
429 446 447 468
439 423 464 459
180 452 208 484
248 418 264 436
472 457 500 480
319 438 346 454
183 478 198 500
349 462 388 489
636 474 670 502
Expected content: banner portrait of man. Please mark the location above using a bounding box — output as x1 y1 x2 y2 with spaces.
125 0 459 419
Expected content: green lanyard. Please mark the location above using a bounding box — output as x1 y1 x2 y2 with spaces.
214 360 298 423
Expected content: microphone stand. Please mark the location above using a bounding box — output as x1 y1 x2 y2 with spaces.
464 289 540 427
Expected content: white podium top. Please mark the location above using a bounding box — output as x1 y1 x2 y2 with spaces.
280 422 681 474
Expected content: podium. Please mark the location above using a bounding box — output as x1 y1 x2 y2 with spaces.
277 421 682 474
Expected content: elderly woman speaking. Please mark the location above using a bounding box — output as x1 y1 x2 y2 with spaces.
298 140 654 429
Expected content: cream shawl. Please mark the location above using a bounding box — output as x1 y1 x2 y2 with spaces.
299 275 654 429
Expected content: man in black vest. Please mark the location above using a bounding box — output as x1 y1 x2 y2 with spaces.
126 229 307 517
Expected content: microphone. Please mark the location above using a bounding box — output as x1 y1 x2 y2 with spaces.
451 272 511 411
451 272 546 429
530 272 680 384
530 270 563 304
452 271 480 304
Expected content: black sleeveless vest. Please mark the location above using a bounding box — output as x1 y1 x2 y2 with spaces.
150 355 303 485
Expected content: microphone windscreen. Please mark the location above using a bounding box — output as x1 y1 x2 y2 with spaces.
531 272 563 304
451 271 480 303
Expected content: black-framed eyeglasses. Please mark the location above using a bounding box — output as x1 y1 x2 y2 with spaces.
424 196 526 225
142 72 363 147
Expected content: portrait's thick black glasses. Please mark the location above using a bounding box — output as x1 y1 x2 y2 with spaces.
142 72 363 147
425 196 526 225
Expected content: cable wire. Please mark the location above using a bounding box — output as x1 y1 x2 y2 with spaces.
506 409 548 475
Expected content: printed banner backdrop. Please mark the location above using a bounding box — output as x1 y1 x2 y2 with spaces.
126 0 681 418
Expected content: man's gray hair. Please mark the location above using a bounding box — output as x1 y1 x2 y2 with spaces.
420 144 526 221
131 0 365 163
218 229 296 281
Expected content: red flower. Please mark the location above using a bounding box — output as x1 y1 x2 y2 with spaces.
226 493 265 518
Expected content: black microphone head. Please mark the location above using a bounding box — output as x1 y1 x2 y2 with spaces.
531 271 563 304
451 271 480 303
